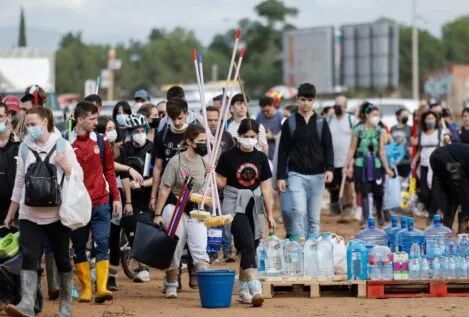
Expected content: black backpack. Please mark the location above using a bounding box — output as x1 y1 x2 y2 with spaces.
125 141 153 177
24 141 65 207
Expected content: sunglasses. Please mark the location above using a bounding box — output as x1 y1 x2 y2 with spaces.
299 97 314 102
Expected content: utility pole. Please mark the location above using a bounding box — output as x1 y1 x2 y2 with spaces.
107 48 115 101
412 0 419 100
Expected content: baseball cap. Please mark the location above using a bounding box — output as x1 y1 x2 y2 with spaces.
2 95 20 113
134 89 150 101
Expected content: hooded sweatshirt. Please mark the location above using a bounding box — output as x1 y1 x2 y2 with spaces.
11 131 83 225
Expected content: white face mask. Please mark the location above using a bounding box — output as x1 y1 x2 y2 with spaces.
105 129 118 143
132 132 147 146
171 122 188 133
116 114 128 127
369 116 380 127
238 137 258 150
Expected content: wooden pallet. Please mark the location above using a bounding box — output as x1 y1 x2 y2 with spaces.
260 275 366 298
367 279 469 298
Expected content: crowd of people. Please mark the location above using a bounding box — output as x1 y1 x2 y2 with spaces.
0 82 468 315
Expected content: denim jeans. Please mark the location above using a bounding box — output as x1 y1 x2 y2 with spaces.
72 203 111 263
222 227 233 256
288 171 325 237
280 187 294 236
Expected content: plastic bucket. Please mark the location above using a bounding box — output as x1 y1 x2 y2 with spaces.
197 269 235 308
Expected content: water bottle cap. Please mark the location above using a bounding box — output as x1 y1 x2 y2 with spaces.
268 229 275 236
391 215 398 225
433 214 441 224
323 232 332 237
368 217 375 227
289 235 298 241
308 233 317 240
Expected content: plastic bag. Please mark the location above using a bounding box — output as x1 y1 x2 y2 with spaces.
383 175 401 211
331 233 346 274
59 170 92 230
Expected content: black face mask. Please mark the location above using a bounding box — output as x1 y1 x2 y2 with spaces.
334 105 343 116
194 143 208 156
401 117 409 125
149 118 160 129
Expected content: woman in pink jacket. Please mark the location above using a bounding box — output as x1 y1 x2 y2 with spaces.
4 107 83 317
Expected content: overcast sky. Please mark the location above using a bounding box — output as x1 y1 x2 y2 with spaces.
1 0 468 48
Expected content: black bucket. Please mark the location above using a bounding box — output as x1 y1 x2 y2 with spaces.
130 221 178 270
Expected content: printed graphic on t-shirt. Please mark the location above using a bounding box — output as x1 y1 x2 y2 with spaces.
164 141 183 162
236 162 259 187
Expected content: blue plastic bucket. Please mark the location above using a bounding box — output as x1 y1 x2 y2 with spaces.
197 269 235 308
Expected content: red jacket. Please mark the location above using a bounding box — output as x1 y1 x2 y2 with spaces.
71 131 120 207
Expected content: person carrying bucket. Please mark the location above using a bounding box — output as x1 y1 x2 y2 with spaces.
343 102 394 226
153 124 211 298
215 119 276 307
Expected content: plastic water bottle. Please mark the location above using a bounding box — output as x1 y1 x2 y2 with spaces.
420 258 430 279
409 243 421 280
265 231 284 276
432 257 441 279
303 234 320 278
459 257 468 279
447 256 456 279
356 217 388 247
317 232 334 279
391 216 408 252
285 236 304 276
441 256 449 279
397 217 425 254
383 215 399 249
424 215 452 259
347 240 368 280
256 240 266 276
457 234 469 256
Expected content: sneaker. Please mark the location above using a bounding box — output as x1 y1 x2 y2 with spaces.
237 281 252 304
107 275 119 291
133 267 150 283
223 254 238 263
164 282 178 299
248 280 264 307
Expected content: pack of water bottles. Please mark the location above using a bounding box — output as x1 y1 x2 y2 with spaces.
257 230 337 279
347 214 469 281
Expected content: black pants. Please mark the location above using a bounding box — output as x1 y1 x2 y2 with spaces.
326 168 343 205
19 219 72 273
397 164 411 179
0 198 9 225
419 166 446 218
231 199 259 270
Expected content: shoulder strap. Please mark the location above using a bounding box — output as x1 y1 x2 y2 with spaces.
316 116 324 142
20 143 29 163
96 133 105 165
44 144 57 163
437 127 442 147
348 114 353 129
418 130 423 151
287 114 296 137
162 124 169 144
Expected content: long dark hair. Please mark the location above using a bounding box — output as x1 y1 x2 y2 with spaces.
420 110 439 132
112 101 132 122
97 116 120 158
358 101 379 121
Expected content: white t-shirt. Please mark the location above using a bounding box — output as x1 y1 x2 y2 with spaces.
226 119 267 152
420 130 442 167
328 114 355 168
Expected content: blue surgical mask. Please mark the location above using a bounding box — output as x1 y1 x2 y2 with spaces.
27 125 44 140
116 114 128 127
0 122 6 134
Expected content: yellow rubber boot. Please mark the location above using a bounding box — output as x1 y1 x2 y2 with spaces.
75 262 92 303
95 260 113 304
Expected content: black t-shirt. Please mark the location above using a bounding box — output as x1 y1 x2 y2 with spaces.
216 146 272 190
123 140 154 211
152 127 185 169
460 127 469 144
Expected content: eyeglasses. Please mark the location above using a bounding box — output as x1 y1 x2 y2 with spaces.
299 97 314 102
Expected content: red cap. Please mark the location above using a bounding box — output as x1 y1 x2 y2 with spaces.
2 95 20 113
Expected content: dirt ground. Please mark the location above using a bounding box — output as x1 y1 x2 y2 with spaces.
3 206 468 317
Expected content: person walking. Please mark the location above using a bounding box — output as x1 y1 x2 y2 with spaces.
70 101 121 304
277 83 334 237
216 119 276 307
4 107 82 317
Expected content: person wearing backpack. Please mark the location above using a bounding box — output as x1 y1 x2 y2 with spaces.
122 114 154 283
0 102 19 224
4 106 82 317
326 96 356 221
69 101 121 304
343 102 394 226
411 110 447 223
277 83 334 238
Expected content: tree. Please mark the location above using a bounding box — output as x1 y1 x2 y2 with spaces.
18 7 26 47
443 16 469 64
255 0 298 27
399 25 445 96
